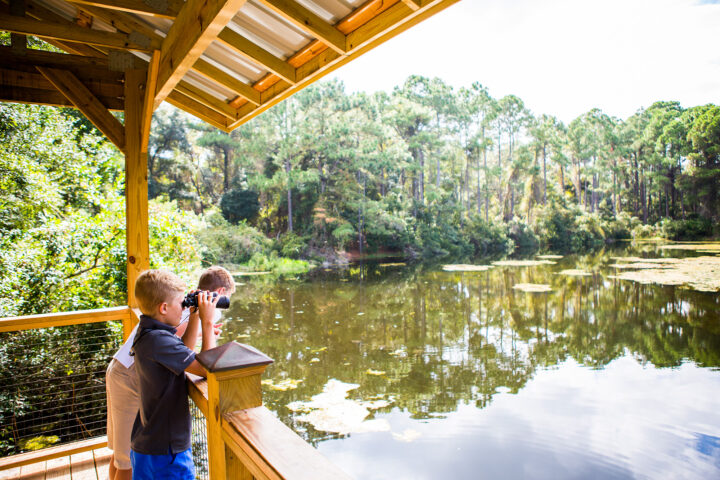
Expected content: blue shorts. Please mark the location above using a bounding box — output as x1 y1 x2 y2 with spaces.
131 447 194 480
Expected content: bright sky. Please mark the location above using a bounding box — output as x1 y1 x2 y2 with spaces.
328 0 720 123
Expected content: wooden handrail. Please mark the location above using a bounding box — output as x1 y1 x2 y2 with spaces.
222 408 351 480
0 436 107 471
0 306 132 333
189 342 353 480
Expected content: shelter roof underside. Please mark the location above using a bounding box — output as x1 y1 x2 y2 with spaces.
0 0 458 132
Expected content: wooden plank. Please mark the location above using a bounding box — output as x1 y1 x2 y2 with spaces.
205 375 226 480
69 451 95 480
255 0 346 54
0 308 129 333
66 0 181 19
140 50 160 153
124 68 150 308
92 447 112 480
44 456 71 480
176 80 238 120
222 407 352 480
193 58 261 106
166 90 230 131
37 66 126 150
0 438 108 471
335 0 400 34
154 0 248 107
17 461 44 480
216 28 296 84
0 467 21 479
0 13 159 52
0 86 122 111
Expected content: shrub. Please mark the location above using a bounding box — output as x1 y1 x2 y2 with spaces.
660 215 713 240
507 220 539 252
462 215 514 256
197 215 270 266
276 232 308 259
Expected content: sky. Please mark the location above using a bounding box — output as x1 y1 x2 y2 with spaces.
327 0 720 123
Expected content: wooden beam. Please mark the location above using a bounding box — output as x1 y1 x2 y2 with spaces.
0 307 130 333
9 0 27 52
0 86 124 110
73 3 165 43
400 0 420 12
166 90 230 131
255 0 347 54
193 58 261 106
216 28 296 84
176 80 238 120
37 66 126 149
66 0 181 19
0 67 123 97
226 0 459 130
124 68 150 308
0 48 123 84
140 50 159 153
0 13 158 51
154 0 248 107
0 437 108 470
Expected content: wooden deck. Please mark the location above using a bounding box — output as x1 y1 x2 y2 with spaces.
0 447 111 480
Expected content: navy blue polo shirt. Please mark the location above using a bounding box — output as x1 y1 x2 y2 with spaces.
130 315 196 455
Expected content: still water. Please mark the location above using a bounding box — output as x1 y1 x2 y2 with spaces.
222 246 720 480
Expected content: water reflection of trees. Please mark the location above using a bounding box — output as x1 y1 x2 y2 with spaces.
222 258 720 443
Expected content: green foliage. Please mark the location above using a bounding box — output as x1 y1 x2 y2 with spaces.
220 187 260 224
246 251 312 277
276 232 309 259
533 206 605 252
506 220 539 251
197 214 271 266
659 215 714 240
462 215 514 256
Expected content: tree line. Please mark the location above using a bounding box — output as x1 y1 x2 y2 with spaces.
146 76 720 258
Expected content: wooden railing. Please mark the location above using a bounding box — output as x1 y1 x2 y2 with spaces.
1 307 353 479
0 306 135 471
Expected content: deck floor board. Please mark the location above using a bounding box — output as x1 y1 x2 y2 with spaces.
1 447 110 480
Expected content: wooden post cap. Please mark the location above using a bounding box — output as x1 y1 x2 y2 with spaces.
196 341 273 373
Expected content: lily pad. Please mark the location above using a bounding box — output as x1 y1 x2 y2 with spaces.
366 369 386 376
379 262 407 267
442 264 493 272
493 260 556 267
286 379 392 435
659 243 720 254
610 256 720 292
558 269 592 276
537 254 563 259
512 283 552 293
262 378 303 391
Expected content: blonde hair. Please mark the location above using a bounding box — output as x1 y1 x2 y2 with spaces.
135 269 186 314
197 266 235 295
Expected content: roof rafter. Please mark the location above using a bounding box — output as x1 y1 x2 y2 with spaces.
167 89 230 131
176 79 239 120
255 0 347 54
0 13 158 51
37 66 125 149
217 27 296 84
66 0 182 19
193 58 261 106
154 0 248 107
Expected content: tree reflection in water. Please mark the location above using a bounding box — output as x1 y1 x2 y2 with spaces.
221 249 720 446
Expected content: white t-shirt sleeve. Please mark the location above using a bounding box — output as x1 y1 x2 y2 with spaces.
113 324 140 368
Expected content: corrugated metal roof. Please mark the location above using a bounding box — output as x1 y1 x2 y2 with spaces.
1 0 460 130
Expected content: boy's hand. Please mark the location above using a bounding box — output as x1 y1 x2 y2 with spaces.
197 290 218 325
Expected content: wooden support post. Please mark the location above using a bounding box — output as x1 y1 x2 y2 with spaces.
196 342 273 480
124 68 149 308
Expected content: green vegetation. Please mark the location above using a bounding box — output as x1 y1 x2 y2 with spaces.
1 76 719 314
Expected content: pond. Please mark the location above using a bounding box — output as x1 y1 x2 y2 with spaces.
221 244 720 480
